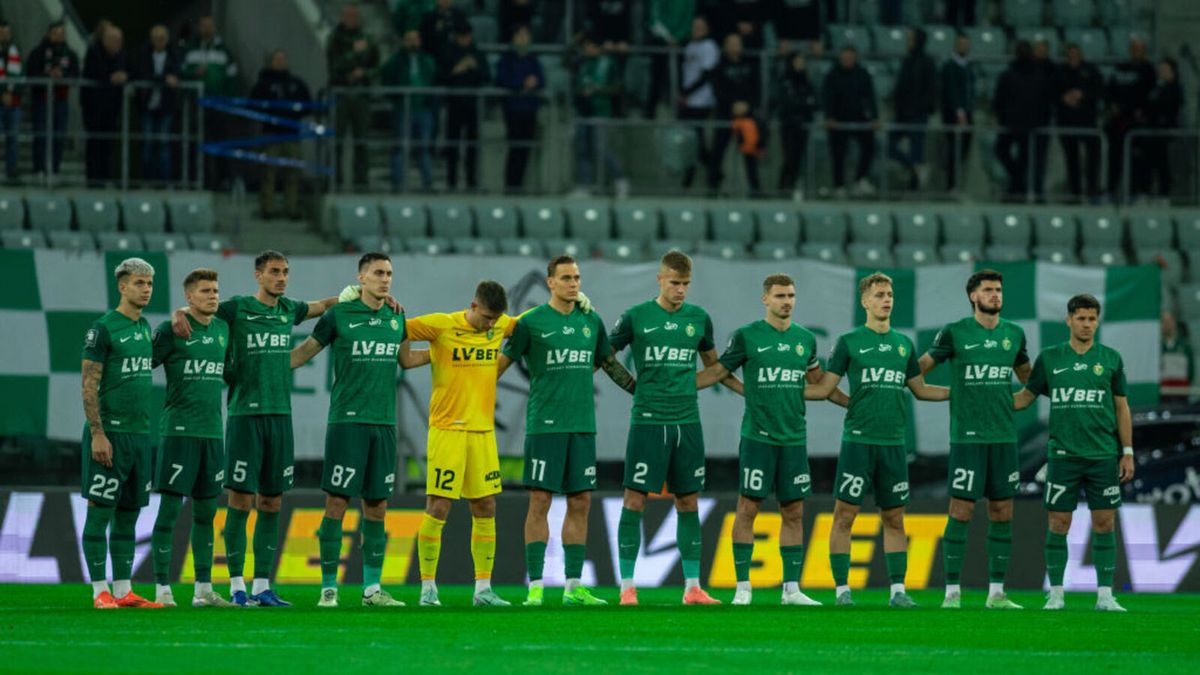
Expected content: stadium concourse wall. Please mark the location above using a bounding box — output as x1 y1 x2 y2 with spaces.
0 249 1161 460
1 490 1198 591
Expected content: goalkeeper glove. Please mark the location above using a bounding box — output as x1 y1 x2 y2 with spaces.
338 284 361 303
577 291 593 314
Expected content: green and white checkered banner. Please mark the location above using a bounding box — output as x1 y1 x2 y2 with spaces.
0 250 1160 459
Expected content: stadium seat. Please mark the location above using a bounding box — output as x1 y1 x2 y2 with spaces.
661 204 708 242
468 15 498 44
188 234 232 253
1099 0 1133 25
1128 212 1175 249
941 210 986 244
827 25 871 54
597 239 647 261
1176 283 1200 321
1107 27 1146 57
939 243 983 264
143 233 189 252
451 238 498 256
74 195 120 233
986 211 1032 247
623 56 652 108
1032 213 1078 247
497 238 545 257
872 26 909 58
47 230 96 252
519 202 566 239
611 203 655 241
1004 0 1045 26
754 206 801 243
855 0 882 23
752 242 798 260
1135 248 1184 286
966 27 1008 59
803 207 848 244
800 242 848 265
166 194 215 234
1054 0 1096 27
1033 245 1079 265
1174 211 1200 248
892 209 939 245
543 238 590 258
708 205 755 244
847 208 894 244
1 229 44 249
924 25 957 60
96 232 145 252
983 245 1029 262
1078 213 1124 248
697 241 747 260
569 202 616 239
0 193 25 229
1079 247 1129 267
428 203 474 239
25 193 72 232
1065 28 1111 58
380 200 428 238
1015 28 1061 56
894 244 939 267
405 237 452 255
863 61 894 104
476 204 519 239
120 195 166 234
848 243 895 268
331 197 381 239
353 235 389 253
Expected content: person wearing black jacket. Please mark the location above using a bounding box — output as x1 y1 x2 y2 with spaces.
249 50 311 219
1029 40 1055 197
1139 58 1184 198
438 21 489 190
27 21 80 176
1055 43 1104 201
81 24 129 187
889 28 936 189
823 46 878 195
419 0 467 60
1105 38 1156 198
135 25 181 184
775 51 816 198
587 0 632 48
708 33 759 194
941 33 974 191
993 40 1051 198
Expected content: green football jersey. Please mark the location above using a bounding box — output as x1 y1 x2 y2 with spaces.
1025 342 1127 460
719 320 819 446
827 325 921 446
311 299 406 426
152 315 230 439
501 303 612 434
81 310 154 435
217 295 309 416
609 299 715 425
928 316 1029 443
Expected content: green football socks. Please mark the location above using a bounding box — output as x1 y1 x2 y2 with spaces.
191 498 217 584
780 544 805 583
82 505 114 583
525 541 548 582
317 516 343 588
677 511 702 580
152 494 183 584
1045 531 1068 587
222 507 250 579
252 510 280 580
361 518 387 591
733 542 754 583
829 552 851 587
1092 531 1116 588
987 520 1013 583
563 543 586 581
885 551 908 585
617 508 642 580
110 508 139 581
943 517 969 584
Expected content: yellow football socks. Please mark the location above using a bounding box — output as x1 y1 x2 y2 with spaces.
471 516 496 580
417 514 445 581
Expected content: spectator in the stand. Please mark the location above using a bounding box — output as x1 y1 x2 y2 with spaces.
1029 40 1055 197
571 32 628 198
496 25 544 191
823 45 878 196
941 33 974 191
249 49 311 219
730 100 764 195
772 0 825 56
499 0 535 43
327 3 380 188
707 0 765 50
678 15 718 188
993 40 1050 199
1160 310 1194 403
438 20 488 191
135 25 181 185
774 50 816 200
645 0 694 119
181 15 238 189
588 0 632 50
1140 57 1184 199
26 21 79 177
0 21 22 183
1055 43 1104 201
394 0 436 36
890 28 936 190
1105 37 1156 199
381 30 438 192
945 0 976 27
420 0 467 60
82 24 129 188
708 32 758 195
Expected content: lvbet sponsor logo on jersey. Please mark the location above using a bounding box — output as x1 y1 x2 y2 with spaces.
756 367 805 383
452 347 499 361
246 332 292 349
861 367 905 384
183 359 224 375
643 345 696 364
1051 387 1108 403
545 348 594 365
120 356 152 373
351 341 401 357
964 365 1014 381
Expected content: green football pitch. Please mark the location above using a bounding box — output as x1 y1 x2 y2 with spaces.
3 585 1198 674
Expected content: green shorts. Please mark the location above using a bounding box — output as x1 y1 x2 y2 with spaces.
739 437 811 502
322 424 397 500
154 436 225 499
1044 456 1122 512
224 414 294 496
948 442 1020 501
834 441 910 509
624 423 706 495
524 433 597 494
81 429 153 509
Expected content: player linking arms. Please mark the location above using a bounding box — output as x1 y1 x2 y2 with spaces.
1013 293 1134 612
696 274 849 606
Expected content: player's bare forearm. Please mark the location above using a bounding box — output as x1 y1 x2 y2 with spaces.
497 354 514 378
305 297 339 320
81 360 104 434
290 336 324 369
918 353 936 376
828 387 850 407
696 363 729 391
600 354 636 394
720 374 744 395
908 377 949 401
806 370 843 399
171 306 191 338
1013 388 1037 410
1115 395 1133 448
699 349 741 395
400 343 429 369
1015 361 1032 384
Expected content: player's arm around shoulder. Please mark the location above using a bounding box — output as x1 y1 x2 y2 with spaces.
292 307 334 369
1013 352 1045 410
399 341 430 370
702 348 743 395
806 367 850 407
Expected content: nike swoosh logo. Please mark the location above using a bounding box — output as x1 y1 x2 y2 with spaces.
1053 367 1070 374
1110 497 1121 504
964 343 981 350
858 347 874 353
757 346 772 352
643 327 659 333
897 493 910 500
246 315 272 321
540 332 557 338
186 339 201 346
119 336 133 343
349 322 367 328
157 547 170 553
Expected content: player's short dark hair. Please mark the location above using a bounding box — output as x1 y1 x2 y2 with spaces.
547 255 577 278
184 268 218 291
474 280 508 313
358 252 390 271
254 249 288 271
762 273 795 292
1067 293 1101 315
858 271 892 296
966 268 1003 300
660 250 692 275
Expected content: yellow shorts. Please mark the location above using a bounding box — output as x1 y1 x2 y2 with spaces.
425 427 502 500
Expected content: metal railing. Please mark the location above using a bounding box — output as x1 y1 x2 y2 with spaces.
1122 128 1200 205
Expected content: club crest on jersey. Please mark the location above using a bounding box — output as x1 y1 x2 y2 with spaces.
582 325 591 338
487 329 494 339
1002 338 1012 351
898 345 906 357
279 315 287 323
218 335 226 346
1093 364 1104 376
390 318 400 331
795 343 806 356
685 324 695 337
